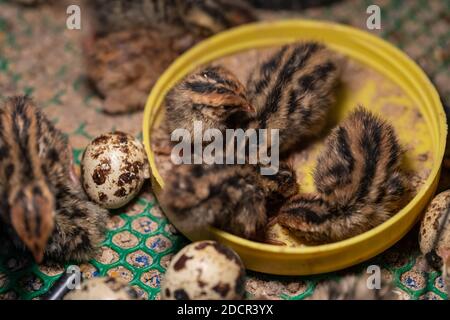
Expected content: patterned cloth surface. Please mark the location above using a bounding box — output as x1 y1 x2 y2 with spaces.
0 0 449 300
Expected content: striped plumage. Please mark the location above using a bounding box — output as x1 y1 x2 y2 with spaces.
180 0 256 36
85 0 255 114
160 162 297 240
88 0 256 36
246 42 342 154
85 28 181 114
165 65 254 136
0 96 108 263
164 42 341 153
275 107 409 245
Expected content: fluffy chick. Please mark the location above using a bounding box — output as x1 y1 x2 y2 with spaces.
274 107 409 245
87 0 256 36
165 65 254 136
246 42 342 154
84 0 256 114
159 162 297 240
85 29 181 114
444 257 450 296
0 96 108 263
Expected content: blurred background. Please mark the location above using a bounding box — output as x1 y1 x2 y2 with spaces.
0 0 449 300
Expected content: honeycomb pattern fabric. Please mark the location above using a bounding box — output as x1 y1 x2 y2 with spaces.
0 0 449 300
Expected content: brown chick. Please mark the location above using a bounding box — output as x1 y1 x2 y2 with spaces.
0 96 108 263
87 0 256 36
246 42 342 154
9 0 51 5
84 0 256 114
164 65 254 137
159 162 297 240
85 28 181 114
307 274 398 300
273 107 409 245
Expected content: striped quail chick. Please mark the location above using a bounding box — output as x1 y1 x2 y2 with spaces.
273 107 409 245
246 42 342 154
87 0 256 36
159 162 297 240
85 29 182 114
0 96 108 263
165 65 254 137
85 0 256 114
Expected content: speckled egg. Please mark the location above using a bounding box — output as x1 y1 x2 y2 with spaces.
444 258 450 295
161 241 246 300
419 190 450 269
81 132 150 209
63 277 139 300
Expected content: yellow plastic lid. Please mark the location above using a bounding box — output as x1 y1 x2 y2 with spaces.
143 20 447 275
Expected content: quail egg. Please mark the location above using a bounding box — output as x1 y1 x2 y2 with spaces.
63 277 140 300
419 190 450 269
444 257 450 295
81 131 151 209
161 240 246 300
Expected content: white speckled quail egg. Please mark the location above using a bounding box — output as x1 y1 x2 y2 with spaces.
81 131 151 209
419 190 450 269
161 240 246 300
444 258 450 295
63 277 139 300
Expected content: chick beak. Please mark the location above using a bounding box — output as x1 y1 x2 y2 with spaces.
241 100 255 113
10 196 55 264
31 244 46 264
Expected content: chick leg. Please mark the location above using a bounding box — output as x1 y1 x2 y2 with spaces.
43 186 108 264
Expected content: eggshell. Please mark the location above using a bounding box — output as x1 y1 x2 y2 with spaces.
81 132 150 209
161 240 246 300
63 277 139 300
419 190 450 268
444 257 450 295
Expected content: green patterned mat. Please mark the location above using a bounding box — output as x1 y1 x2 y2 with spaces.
0 0 449 300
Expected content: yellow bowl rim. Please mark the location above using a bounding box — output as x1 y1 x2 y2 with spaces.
142 19 447 255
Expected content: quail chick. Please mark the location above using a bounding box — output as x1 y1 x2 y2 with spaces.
84 0 256 114
246 0 339 10
246 42 342 154
9 0 52 5
87 0 256 36
159 162 297 240
164 65 254 137
85 29 181 114
307 274 398 300
0 96 108 263
273 107 409 245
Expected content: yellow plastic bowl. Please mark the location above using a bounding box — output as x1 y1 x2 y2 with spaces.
143 20 447 275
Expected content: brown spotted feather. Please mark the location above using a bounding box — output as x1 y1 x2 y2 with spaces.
275 107 409 244
0 96 108 263
88 0 256 36
160 162 297 240
246 42 342 153
165 65 254 136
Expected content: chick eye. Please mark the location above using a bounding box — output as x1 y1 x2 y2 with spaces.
192 103 205 111
216 87 228 94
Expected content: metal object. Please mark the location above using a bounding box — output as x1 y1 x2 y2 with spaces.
41 270 82 300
